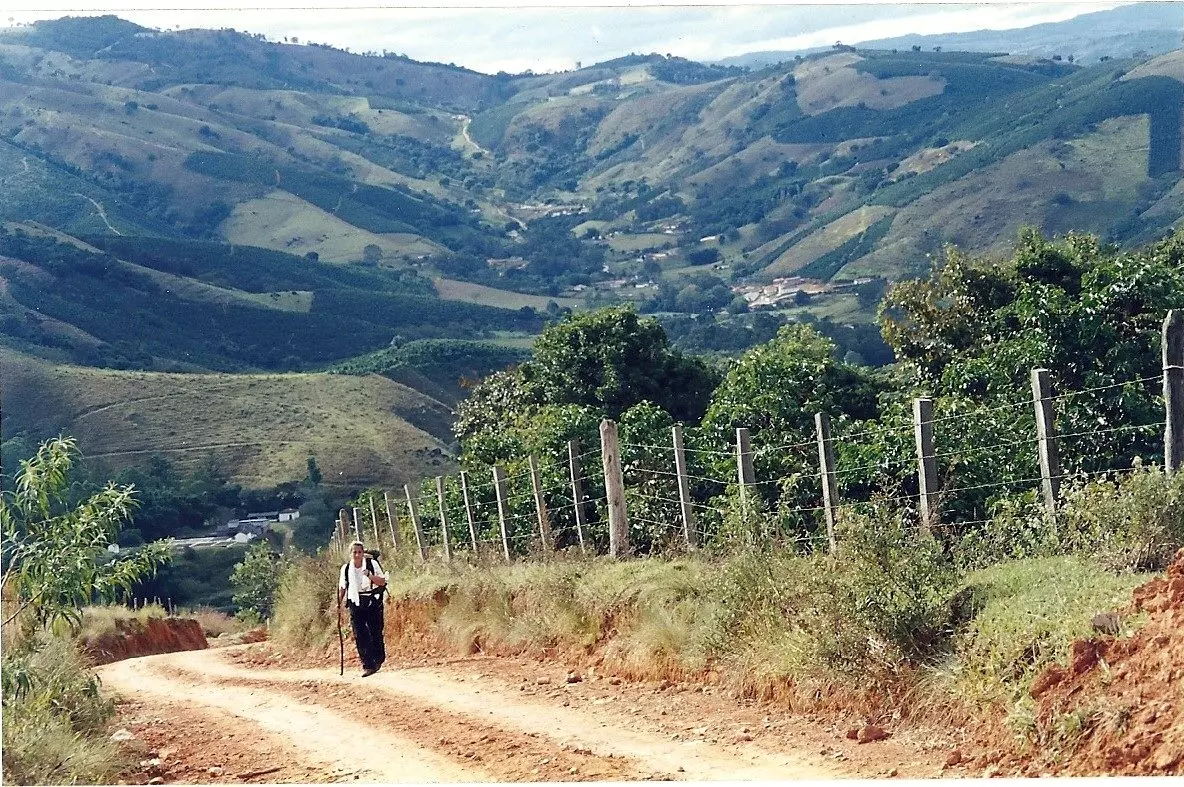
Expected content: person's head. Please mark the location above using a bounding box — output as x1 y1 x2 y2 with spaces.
349 541 365 566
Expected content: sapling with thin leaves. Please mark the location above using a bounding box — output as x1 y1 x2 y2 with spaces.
1 437 171 631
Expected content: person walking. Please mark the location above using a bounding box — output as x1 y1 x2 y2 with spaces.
337 541 387 677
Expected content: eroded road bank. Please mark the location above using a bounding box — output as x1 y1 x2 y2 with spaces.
99 646 929 783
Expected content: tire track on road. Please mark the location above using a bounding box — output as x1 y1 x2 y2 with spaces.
179 648 843 781
100 652 486 784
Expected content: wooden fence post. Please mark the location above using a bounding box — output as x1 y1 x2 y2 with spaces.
600 419 630 558
567 441 589 554
367 495 382 551
672 425 696 548
913 397 938 532
1165 310 1184 475
815 413 839 553
337 509 348 542
1031 368 1062 513
351 507 363 542
404 484 427 563
459 470 479 552
436 476 452 562
528 455 554 553
493 466 512 562
383 491 403 552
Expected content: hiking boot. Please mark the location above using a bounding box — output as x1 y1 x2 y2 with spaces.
361 667 376 677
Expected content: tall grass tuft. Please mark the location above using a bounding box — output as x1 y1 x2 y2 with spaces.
269 550 342 651
2 632 122 784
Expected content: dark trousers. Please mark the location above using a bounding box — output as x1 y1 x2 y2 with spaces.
347 599 385 670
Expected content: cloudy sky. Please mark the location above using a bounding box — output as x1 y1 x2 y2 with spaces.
0 1 1129 74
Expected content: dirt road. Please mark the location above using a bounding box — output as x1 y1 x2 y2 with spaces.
99 646 939 783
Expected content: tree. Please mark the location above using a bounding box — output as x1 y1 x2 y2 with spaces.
1 438 171 630
305 456 323 487
865 229 1184 520
229 542 286 621
700 324 882 526
362 244 383 265
519 306 719 423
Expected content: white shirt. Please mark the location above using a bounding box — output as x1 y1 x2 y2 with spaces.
339 558 386 607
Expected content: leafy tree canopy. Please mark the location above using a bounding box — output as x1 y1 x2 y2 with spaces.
879 228 1184 471
456 306 720 457
880 228 1184 397
1 437 171 630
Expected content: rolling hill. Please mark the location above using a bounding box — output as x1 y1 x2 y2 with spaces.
0 346 456 489
0 12 1182 490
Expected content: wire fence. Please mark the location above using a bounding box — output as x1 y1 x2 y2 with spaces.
329 339 1184 566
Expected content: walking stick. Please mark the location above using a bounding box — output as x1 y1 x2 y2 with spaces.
336 595 344 676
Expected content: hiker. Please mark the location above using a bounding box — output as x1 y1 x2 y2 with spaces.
338 540 387 677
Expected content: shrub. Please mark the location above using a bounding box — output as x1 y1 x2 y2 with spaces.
1057 463 1184 572
186 606 244 638
1 633 121 784
957 465 1184 572
229 543 289 620
269 551 340 651
828 505 958 661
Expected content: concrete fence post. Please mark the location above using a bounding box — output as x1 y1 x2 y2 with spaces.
493 465 512 563
567 441 589 555
436 476 452 562
528 455 554 553
815 412 839 553
1031 368 1063 514
672 425 696 548
600 419 630 558
367 495 382 552
913 397 938 532
1165 310 1184 475
382 491 402 552
459 470 479 552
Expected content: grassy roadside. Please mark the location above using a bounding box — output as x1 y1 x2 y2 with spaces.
272 544 1150 721
1 603 245 783
264 466 1179 762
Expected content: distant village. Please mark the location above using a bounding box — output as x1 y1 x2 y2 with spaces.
167 509 300 551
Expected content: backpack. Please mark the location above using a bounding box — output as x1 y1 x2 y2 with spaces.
343 555 386 608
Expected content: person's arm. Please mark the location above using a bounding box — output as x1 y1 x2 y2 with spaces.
337 565 347 604
366 560 387 588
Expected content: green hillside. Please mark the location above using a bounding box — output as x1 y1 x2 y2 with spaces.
0 347 455 489
0 15 1181 493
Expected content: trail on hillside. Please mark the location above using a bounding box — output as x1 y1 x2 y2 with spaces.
97 646 920 783
456 115 488 156
72 192 122 235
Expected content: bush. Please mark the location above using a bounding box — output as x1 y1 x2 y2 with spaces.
1057 463 1184 572
956 464 1184 572
229 543 289 620
1 633 121 784
828 505 958 661
269 551 341 651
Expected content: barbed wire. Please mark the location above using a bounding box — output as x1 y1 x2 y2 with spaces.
627 491 727 516
619 441 735 459
761 435 820 454
1053 421 1166 442
831 455 915 477
635 467 729 487
1045 374 1163 403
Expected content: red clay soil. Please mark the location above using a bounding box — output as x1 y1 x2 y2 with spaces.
83 618 208 665
1016 548 1184 776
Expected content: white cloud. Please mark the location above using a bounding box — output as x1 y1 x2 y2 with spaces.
0 1 1134 74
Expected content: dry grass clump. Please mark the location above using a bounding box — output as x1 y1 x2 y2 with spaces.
74 604 168 641
186 607 245 638
2 632 122 784
269 550 342 651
